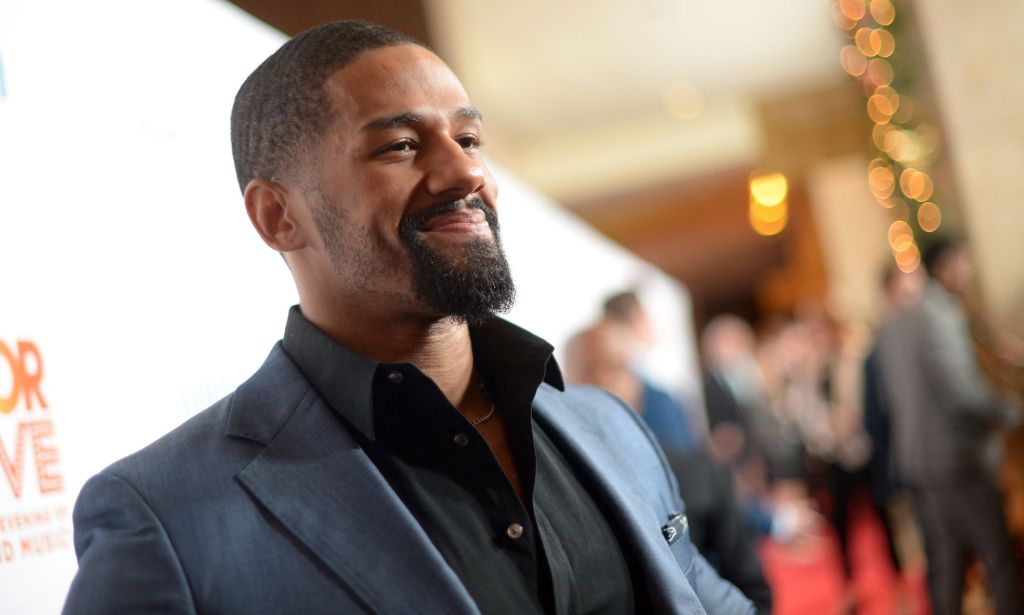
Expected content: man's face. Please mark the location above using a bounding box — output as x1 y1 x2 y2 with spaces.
299 44 513 324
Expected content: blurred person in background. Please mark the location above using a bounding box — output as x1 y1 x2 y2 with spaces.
602 290 699 453
791 303 890 606
876 237 1023 615
700 316 819 545
862 264 927 582
565 320 773 613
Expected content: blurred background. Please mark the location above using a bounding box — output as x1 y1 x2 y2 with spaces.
2 1 1023 614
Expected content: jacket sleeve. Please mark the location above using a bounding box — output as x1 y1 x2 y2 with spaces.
63 472 196 615
606 392 757 615
690 551 759 615
708 462 772 614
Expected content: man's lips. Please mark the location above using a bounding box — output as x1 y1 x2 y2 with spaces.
419 209 490 234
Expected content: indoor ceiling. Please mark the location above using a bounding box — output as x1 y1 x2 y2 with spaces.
427 0 849 203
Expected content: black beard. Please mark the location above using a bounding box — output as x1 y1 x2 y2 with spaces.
398 198 516 325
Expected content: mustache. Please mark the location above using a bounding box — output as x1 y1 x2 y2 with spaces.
401 197 498 232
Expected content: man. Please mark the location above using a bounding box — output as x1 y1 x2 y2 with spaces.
62 20 753 614
876 238 1022 615
564 321 772 613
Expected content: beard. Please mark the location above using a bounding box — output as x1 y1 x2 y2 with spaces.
311 194 515 326
397 197 516 325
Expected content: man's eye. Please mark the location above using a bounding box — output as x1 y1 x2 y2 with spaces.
381 140 416 154
458 135 481 151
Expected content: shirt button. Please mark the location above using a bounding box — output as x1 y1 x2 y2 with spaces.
452 432 470 448
506 523 524 540
387 371 403 384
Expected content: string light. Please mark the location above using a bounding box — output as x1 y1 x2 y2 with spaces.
834 0 945 272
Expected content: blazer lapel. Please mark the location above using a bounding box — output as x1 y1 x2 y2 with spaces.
533 385 706 615
231 347 477 614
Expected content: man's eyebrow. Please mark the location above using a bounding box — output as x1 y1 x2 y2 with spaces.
360 112 422 133
455 106 483 121
358 107 482 133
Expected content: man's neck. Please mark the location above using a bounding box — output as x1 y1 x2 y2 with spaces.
301 301 479 409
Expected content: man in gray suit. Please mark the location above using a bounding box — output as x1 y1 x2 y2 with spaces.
63 20 753 614
877 238 1021 615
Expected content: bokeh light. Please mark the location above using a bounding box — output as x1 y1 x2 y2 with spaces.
855 27 878 56
868 165 895 199
866 59 893 88
893 241 921 272
839 0 868 21
749 172 788 236
874 29 896 57
840 45 868 76
832 2 858 29
888 220 914 250
869 0 896 26
917 201 942 232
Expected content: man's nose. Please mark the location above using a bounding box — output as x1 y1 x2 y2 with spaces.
423 137 487 198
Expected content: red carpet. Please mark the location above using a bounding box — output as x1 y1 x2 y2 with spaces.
759 498 930 615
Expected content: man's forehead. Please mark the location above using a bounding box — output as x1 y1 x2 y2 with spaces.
323 44 473 120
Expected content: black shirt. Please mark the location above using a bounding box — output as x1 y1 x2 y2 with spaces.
281 307 636 615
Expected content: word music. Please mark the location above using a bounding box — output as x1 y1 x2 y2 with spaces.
1 339 62 499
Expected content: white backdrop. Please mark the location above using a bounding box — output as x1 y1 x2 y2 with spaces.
0 1 699 612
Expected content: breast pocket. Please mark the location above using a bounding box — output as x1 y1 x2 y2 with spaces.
662 512 697 589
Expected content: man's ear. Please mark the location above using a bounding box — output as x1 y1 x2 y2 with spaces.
244 178 309 252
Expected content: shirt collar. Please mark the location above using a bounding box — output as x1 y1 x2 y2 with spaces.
281 305 564 441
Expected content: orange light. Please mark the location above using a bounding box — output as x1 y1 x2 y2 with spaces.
888 220 914 250
872 123 892 150
894 242 921 272
749 172 789 236
875 29 896 57
917 202 942 232
839 0 868 21
868 92 899 123
840 45 868 76
750 172 788 205
882 129 906 155
899 168 917 197
855 27 878 56
832 2 858 29
916 173 934 201
869 0 896 26
866 59 893 87
869 165 895 199
750 210 788 236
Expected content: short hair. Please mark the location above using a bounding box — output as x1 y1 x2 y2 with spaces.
921 235 966 277
230 20 422 193
602 290 641 323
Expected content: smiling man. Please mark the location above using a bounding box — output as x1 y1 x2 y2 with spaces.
63 21 753 615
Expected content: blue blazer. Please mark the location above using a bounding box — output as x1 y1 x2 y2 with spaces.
64 344 753 614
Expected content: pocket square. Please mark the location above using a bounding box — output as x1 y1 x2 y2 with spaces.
661 512 688 545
